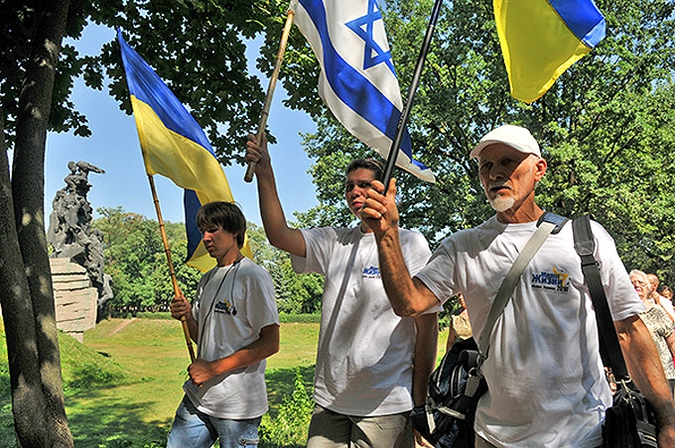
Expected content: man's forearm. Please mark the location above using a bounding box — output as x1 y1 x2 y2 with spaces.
618 316 675 429
376 229 421 316
412 313 439 405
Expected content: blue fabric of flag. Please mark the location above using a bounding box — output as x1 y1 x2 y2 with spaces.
548 0 605 47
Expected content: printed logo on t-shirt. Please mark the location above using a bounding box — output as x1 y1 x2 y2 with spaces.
214 299 237 315
531 267 570 293
362 265 381 279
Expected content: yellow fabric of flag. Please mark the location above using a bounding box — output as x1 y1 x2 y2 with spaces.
494 0 605 103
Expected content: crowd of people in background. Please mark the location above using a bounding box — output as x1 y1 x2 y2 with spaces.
629 271 675 399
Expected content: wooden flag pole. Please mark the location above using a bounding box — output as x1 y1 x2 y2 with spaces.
244 7 296 183
382 0 444 193
147 175 196 362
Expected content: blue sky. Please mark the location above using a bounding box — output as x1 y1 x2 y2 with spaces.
44 24 318 228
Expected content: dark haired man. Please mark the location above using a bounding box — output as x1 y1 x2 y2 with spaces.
361 124 675 447
245 135 438 448
168 201 280 448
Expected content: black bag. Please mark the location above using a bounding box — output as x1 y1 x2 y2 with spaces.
573 215 659 448
411 337 487 447
602 379 658 448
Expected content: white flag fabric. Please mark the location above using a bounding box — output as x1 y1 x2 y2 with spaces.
292 0 435 182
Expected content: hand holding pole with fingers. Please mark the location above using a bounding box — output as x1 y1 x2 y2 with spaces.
361 178 400 238
244 133 270 175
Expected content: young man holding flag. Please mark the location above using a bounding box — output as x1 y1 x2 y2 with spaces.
168 202 280 448
245 134 438 447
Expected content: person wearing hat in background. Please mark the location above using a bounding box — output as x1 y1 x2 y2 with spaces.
361 124 675 447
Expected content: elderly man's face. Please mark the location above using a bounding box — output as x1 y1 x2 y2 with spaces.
477 144 546 213
630 273 650 301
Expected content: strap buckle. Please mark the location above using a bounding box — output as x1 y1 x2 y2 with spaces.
537 211 569 235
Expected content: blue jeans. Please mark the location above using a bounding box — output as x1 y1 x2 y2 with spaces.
167 395 261 448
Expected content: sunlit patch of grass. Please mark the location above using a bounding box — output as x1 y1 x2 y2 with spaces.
0 316 338 447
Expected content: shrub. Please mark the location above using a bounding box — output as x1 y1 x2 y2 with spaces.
260 368 313 447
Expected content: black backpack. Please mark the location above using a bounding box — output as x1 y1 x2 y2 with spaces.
411 337 486 447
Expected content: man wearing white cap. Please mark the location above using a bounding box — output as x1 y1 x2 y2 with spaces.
361 125 675 447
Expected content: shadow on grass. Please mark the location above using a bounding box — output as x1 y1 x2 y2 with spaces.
0 364 316 448
66 388 171 448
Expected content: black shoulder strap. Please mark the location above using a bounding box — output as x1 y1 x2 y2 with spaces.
537 211 569 235
572 214 630 380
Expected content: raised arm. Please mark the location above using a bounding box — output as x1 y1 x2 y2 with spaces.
616 314 675 445
362 179 440 316
245 133 306 257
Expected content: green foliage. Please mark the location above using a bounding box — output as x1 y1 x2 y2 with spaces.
92 207 202 313
438 294 461 331
1 0 291 161
260 368 314 447
279 313 321 324
248 222 324 314
92 211 323 316
0 336 14 448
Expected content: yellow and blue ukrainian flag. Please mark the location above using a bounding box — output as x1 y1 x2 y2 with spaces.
118 30 249 271
494 0 606 103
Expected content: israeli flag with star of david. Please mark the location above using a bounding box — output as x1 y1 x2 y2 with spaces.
292 0 435 183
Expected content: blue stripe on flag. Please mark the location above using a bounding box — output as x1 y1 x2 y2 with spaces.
118 33 214 153
549 0 606 47
184 189 202 260
299 0 428 171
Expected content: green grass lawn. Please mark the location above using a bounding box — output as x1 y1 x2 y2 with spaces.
0 317 448 447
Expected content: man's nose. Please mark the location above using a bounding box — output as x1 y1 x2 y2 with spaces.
351 185 367 196
488 166 505 181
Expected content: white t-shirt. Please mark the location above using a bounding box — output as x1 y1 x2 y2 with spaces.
415 216 644 448
640 305 675 380
292 226 433 416
184 257 280 419
657 294 675 321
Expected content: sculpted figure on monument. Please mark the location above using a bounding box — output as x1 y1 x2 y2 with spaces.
47 161 112 316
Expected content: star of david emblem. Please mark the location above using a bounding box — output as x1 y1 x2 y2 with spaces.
345 0 395 74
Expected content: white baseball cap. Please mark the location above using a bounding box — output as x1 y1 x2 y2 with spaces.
469 125 541 159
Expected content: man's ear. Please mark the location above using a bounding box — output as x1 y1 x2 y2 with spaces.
533 157 547 182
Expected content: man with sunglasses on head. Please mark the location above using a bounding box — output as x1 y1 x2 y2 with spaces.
246 134 439 448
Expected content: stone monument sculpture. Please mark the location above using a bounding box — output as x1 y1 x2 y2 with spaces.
47 161 113 326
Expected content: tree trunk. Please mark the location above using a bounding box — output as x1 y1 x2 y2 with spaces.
0 116 50 447
4 0 74 445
